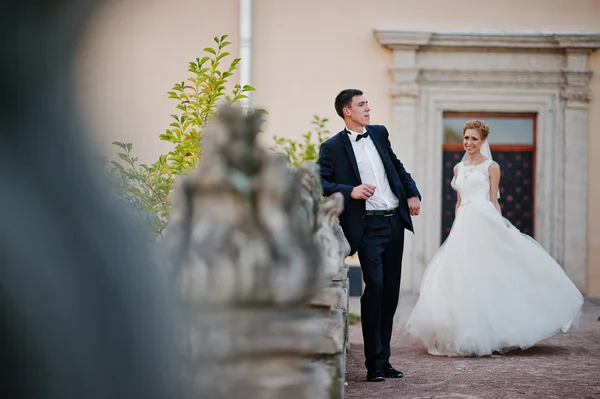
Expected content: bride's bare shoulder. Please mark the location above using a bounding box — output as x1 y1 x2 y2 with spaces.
488 160 500 173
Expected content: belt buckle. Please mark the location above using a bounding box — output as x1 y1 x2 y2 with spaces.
383 209 394 217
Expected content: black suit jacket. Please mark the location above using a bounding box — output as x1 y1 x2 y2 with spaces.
317 125 421 255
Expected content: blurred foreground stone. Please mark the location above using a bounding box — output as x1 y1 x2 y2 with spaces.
163 105 350 398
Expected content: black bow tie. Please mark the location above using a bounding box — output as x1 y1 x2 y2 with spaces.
355 132 369 142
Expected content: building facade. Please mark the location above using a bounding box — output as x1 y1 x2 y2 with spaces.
76 0 600 296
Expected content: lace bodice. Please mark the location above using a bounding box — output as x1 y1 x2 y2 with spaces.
451 159 493 205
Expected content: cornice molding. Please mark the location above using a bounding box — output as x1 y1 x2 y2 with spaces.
375 30 600 52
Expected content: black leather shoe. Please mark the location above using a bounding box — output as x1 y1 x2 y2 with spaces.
366 367 385 382
381 363 403 378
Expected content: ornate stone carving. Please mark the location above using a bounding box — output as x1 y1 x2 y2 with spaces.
295 161 350 281
163 105 349 398
561 86 592 103
315 192 350 279
164 105 323 306
391 81 420 98
297 160 323 231
563 70 593 87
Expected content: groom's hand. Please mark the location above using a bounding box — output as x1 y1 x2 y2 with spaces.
351 184 376 200
408 196 421 216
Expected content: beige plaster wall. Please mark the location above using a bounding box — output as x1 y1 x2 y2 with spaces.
75 0 240 162
252 0 600 142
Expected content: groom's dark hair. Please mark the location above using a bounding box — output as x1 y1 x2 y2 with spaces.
335 89 363 118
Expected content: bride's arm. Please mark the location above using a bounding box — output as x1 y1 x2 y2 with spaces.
488 162 502 215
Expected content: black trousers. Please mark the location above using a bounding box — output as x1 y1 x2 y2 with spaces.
357 212 405 371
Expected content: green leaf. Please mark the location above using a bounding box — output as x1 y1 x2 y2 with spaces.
217 52 230 62
117 153 131 163
112 141 127 150
110 160 125 170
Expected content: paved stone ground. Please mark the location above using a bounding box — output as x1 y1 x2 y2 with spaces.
345 295 600 399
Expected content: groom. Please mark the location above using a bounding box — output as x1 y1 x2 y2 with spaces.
317 89 421 381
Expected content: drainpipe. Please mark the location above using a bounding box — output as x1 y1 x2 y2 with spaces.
239 0 252 108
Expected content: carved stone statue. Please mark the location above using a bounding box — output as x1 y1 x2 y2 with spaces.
295 160 350 280
315 192 348 279
162 105 349 398
297 160 323 231
164 105 323 306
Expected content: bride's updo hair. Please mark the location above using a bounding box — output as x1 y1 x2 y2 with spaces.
463 120 490 140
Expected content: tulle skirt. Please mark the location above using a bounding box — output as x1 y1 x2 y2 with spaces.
405 200 583 357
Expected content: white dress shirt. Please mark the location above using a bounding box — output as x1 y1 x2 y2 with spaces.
346 127 399 211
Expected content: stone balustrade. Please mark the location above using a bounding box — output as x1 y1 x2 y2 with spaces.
162 105 350 398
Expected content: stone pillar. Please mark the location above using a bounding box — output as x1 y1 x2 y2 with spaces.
389 46 420 173
561 48 594 291
388 45 423 293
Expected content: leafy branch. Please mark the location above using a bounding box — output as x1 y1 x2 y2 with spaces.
103 35 256 238
271 115 330 167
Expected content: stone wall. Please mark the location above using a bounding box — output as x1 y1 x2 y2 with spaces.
302 162 351 398
162 105 350 398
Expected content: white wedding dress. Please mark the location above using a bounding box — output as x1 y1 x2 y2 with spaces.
405 159 583 356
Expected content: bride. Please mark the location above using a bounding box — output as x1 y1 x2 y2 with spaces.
405 119 583 357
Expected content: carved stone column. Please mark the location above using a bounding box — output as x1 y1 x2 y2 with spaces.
560 45 595 290
385 40 425 293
